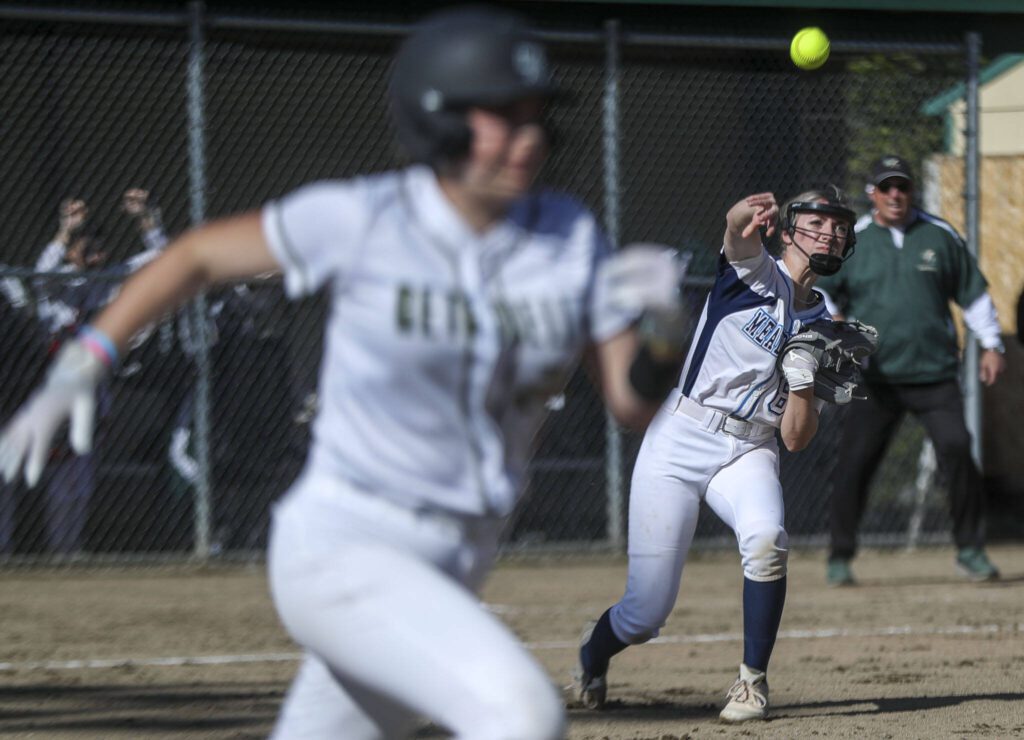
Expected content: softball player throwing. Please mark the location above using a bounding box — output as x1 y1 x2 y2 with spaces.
0 7 689 739
573 188 858 722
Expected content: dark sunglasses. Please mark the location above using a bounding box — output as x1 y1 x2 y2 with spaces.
876 179 911 194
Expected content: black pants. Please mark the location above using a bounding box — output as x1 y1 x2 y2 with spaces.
829 379 985 560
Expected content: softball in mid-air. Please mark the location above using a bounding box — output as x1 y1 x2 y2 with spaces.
790 27 830 70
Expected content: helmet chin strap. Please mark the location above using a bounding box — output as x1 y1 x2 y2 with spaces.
809 253 842 276
789 241 842 276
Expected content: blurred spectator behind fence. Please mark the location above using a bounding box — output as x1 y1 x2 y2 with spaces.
0 274 49 554
816 155 1007 587
168 281 308 554
30 190 171 555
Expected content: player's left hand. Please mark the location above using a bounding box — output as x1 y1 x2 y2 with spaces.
979 348 1005 386
599 243 688 315
599 244 691 356
0 341 109 487
778 319 879 404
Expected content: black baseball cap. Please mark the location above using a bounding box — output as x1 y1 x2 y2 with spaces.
869 155 914 185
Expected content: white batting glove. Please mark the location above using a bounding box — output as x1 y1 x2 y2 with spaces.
781 347 817 392
598 243 689 315
0 340 109 487
600 244 693 359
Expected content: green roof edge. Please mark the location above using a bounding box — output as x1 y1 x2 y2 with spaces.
921 53 1024 116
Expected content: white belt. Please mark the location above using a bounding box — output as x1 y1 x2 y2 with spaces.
669 391 774 440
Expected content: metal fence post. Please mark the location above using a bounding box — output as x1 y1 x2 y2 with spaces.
963 30 982 468
602 19 625 553
187 0 213 560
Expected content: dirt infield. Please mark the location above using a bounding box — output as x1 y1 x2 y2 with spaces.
0 544 1022 738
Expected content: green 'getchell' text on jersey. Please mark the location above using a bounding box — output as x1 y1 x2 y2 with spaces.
816 209 988 384
260 166 634 519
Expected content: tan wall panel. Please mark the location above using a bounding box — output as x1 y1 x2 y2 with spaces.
943 63 1024 156
931 154 1023 335
931 154 1024 486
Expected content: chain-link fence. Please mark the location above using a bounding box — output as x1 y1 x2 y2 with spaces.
0 3 975 563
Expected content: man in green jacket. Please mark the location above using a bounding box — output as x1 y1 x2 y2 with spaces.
816 154 1006 586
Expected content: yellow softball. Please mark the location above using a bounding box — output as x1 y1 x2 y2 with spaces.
790 27 830 70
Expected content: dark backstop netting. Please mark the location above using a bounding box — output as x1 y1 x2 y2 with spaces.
0 2 969 560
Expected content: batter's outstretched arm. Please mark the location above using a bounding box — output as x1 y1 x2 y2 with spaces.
92 213 279 352
724 192 778 263
0 213 281 487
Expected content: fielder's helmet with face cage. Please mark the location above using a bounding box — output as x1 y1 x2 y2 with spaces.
389 6 560 166
781 186 858 276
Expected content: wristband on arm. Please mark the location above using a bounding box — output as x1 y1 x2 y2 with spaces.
77 325 119 369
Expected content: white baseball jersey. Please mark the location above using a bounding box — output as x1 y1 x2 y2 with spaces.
678 247 830 426
261 164 630 518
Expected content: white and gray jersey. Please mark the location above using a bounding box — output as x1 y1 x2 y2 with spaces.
262 165 631 518
678 247 830 427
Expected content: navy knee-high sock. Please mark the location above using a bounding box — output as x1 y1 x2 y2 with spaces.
742 576 787 673
580 608 628 677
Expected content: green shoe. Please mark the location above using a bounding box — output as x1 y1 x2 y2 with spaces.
826 558 855 587
956 547 1000 582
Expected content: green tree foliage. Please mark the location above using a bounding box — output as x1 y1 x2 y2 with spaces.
844 53 964 207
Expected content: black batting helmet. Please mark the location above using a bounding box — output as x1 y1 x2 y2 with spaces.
389 6 560 166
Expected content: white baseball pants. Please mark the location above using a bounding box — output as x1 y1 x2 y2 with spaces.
611 406 787 644
267 472 565 739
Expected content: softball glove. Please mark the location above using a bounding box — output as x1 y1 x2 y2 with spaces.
778 319 879 404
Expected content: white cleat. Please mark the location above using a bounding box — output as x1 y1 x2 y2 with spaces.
719 663 769 722
571 668 607 710
569 620 607 709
